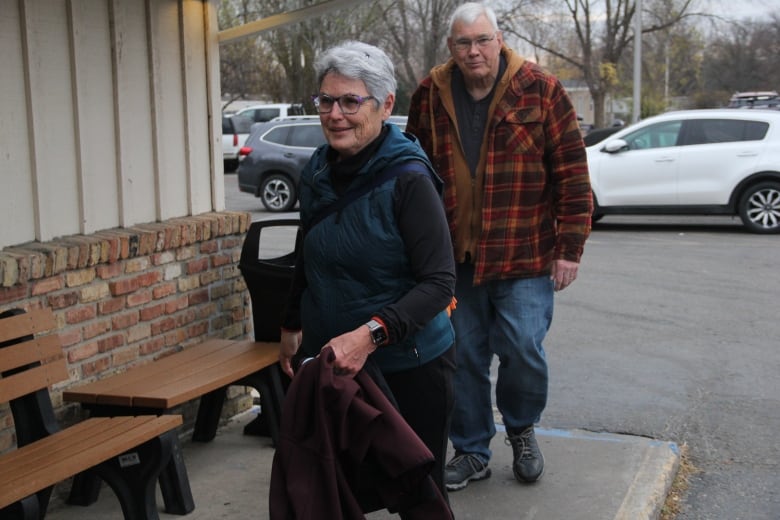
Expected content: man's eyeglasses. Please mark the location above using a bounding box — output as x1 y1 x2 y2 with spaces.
312 94 377 115
453 35 496 53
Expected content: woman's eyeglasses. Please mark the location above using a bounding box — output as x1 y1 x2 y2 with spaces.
312 94 377 115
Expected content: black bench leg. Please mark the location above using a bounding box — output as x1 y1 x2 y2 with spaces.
67 468 102 505
238 365 285 445
158 433 196 515
93 429 194 519
192 386 227 442
0 495 40 520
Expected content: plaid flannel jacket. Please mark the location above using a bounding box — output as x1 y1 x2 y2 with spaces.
407 47 593 285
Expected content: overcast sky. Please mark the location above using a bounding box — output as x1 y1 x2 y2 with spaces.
705 0 774 20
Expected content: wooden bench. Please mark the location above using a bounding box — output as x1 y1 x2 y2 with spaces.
63 337 284 441
0 307 185 520
62 336 284 514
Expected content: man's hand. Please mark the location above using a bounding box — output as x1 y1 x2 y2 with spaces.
551 259 580 292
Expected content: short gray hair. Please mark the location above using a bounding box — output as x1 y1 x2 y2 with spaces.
448 2 499 35
314 41 396 104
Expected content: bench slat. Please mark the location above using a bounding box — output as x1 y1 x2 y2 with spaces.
0 335 64 374
0 415 182 508
97 342 248 406
64 339 279 409
62 338 235 405
132 341 280 408
0 417 118 479
0 416 162 478
0 357 69 403
0 307 56 343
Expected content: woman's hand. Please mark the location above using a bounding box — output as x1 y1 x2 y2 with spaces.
324 324 377 376
279 329 302 378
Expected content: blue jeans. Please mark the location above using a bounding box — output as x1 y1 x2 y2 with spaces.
449 263 554 463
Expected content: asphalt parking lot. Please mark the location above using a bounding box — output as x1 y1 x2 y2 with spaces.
545 215 779 519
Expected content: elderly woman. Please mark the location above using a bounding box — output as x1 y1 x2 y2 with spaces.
272 41 456 518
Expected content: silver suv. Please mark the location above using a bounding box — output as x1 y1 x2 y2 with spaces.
727 91 780 110
237 116 407 212
237 117 324 212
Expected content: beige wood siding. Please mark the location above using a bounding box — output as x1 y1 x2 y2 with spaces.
0 0 221 249
0 0 37 247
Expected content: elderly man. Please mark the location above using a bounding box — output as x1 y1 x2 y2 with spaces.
406 3 592 491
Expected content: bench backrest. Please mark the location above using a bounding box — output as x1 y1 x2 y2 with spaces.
0 307 67 445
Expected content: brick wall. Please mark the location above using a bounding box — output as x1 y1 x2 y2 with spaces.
0 211 256 453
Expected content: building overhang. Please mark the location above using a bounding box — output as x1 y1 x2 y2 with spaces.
218 0 368 44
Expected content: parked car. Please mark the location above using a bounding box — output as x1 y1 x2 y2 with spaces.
727 91 780 110
583 126 624 147
234 103 306 123
586 109 780 233
221 114 253 172
237 115 408 212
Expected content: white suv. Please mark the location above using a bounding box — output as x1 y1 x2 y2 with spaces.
221 114 253 171
587 109 780 233
235 103 306 123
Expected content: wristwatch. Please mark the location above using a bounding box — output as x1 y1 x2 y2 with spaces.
366 319 388 346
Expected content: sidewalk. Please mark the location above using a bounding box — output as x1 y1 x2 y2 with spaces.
47 409 680 520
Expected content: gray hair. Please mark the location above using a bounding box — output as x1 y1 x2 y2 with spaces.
448 2 499 35
314 41 396 104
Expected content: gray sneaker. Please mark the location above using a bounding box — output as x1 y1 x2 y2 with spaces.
506 425 544 483
444 453 491 491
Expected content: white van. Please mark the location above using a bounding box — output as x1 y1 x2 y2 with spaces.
235 103 306 123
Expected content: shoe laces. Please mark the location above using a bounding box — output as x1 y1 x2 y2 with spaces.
505 428 537 460
449 453 485 471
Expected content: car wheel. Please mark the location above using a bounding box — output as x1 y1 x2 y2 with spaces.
260 173 296 212
591 194 604 223
738 181 780 234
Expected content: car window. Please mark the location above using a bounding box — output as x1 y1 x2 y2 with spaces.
682 119 769 145
230 114 254 134
288 124 326 148
249 108 281 122
289 105 306 116
622 120 682 150
263 126 291 145
222 117 233 134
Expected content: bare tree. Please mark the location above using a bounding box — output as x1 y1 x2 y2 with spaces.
219 0 387 109
702 15 780 102
497 0 697 127
375 0 458 111
218 0 270 109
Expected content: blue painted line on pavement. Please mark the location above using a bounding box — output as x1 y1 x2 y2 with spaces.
494 424 679 453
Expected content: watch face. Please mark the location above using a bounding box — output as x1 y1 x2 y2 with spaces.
373 328 388 345
368 320 387 345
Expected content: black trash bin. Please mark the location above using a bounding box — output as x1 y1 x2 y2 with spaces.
238 219 300 440
239 219 301 342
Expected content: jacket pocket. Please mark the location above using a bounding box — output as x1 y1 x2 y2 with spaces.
503 107 544 155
